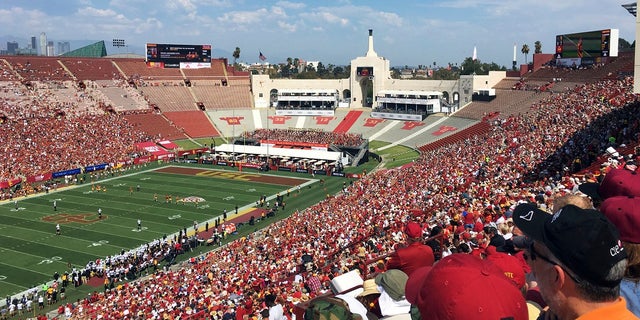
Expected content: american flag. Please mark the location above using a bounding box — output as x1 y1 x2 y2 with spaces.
259 52 267 61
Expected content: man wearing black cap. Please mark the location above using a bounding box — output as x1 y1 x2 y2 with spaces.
513 203 637 320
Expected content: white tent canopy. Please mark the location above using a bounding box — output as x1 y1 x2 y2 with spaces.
214 144 341 162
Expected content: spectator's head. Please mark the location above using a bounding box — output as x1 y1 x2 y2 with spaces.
264 294 277 307
514 203 627 314
484 245 527 292
600 195 640 279
405 254 528 320
578 168 640 202
405 221 422 241
374 269 408 302
552 194 594 212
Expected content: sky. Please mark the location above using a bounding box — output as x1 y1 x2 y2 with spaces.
0 0 636 68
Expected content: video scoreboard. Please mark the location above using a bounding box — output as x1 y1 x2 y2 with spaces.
554 29 618 66
146 43 212 69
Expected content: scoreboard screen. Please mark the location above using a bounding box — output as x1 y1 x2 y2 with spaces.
555 29 618 59
357 66 374 77
146 43 211 68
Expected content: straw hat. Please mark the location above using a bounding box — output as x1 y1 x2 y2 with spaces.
357 279 380 297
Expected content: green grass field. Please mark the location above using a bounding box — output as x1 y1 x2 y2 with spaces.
0 163 350 299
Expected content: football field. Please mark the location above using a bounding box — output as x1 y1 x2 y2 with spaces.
0 164 313 298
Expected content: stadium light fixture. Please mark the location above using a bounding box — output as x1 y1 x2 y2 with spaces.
622 2 637 17
112 39 126 48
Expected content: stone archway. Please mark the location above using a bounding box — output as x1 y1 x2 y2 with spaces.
359 77 373 108
270 89 278 107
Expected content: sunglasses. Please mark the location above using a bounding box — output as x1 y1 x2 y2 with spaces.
523 240 581 284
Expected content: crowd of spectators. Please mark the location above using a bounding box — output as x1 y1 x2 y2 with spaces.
55 75 639 319
0 80 156 197
242 129 365 148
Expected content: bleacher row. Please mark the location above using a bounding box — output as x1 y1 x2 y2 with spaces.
0 56 252 112
418 121 491 153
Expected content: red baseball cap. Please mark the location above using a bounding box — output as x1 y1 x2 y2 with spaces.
405 221 422 238
600 196 640 244
405 254 528 320
485 248 526 289
579 168 640 200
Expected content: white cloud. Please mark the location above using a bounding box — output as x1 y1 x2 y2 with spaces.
217 8 268 31
303 11 349 27
277 21 297 32
275 1 306 10
270 6 287 18
77 7 118 17
371 11 402 27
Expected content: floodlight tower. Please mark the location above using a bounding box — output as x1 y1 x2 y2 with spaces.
622 2 639 93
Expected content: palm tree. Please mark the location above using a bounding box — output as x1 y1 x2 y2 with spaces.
232 47 241 64
521 44 530 64
534 41 542 54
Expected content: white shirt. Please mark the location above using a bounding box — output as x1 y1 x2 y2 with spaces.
269 304 286 320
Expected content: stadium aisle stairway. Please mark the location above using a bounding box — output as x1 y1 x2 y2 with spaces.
333 110 363 134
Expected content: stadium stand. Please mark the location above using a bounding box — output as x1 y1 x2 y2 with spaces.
164 111 221 138
114 59 183 80
1 52 640 320
4 56 74 81
181 58 227 80
55 70 639 319
192 84 253 110
139 84 198 112
59 58 123 81
123 112 188 141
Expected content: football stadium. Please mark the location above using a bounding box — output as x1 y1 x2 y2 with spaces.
1 13 640 320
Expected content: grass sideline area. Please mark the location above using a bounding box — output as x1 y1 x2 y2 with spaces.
0 162 355 316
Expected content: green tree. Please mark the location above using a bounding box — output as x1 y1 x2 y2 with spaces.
316 62 328 78
232 47 241 64
534 41 542 54
521 44 530 64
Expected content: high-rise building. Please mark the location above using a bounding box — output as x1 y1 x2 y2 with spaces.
57 41 70 55
7 41 18 55
39 32 47 56
31 36 37 50
47 41 54 56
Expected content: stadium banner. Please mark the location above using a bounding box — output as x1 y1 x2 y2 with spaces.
202 159 214 165
27 172 52 183
135 141 170 157
180 62 211 69
331 172 346 177
53 168 82 179
278 166 292 172
296 168 309 174
275 109 335 116
133 156 154 164
157 140 179 150
217 161 228 166
260 140 329 150
371 112 423 121
84 163 109 173
313 170 327 176
0 177 23 189
241 163 262 169
146 43 212 69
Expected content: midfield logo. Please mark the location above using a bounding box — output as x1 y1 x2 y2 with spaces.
42 213 102 224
